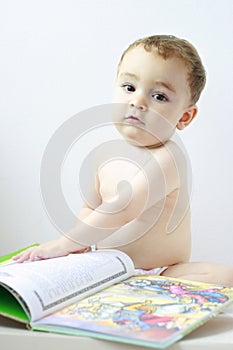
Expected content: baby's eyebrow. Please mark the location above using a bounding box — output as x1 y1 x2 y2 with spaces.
119 72 138 80
153 81 176 94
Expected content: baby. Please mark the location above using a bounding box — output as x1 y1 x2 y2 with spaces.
14 35 233 287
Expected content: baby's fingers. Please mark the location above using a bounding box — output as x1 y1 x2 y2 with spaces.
13 247 40 263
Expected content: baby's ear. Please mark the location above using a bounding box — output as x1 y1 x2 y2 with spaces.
176 105 198 130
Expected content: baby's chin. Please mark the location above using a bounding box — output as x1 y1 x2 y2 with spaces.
115 123 171 148
126 138 165 149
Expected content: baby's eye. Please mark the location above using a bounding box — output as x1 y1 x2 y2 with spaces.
121 84 135 93
152 93 168 102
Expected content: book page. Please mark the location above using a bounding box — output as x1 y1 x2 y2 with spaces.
32 275 233 349
0 250 134 322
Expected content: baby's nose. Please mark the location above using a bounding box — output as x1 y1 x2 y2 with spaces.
129 94 147 112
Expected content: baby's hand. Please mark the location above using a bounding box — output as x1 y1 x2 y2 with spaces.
13 237 87 263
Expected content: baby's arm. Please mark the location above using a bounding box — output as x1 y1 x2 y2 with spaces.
13 196 133 263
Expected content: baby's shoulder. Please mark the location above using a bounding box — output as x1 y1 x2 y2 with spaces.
151 140 188 168
148 140 190 190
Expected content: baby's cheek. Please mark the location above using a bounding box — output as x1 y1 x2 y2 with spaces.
112 103 128 122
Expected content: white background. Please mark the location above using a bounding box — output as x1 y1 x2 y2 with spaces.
0 0 232 265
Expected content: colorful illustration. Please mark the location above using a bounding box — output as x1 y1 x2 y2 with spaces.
37 275 233 348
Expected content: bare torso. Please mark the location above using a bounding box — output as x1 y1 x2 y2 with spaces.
96 140 191 269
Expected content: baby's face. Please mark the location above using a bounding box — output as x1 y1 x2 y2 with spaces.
113 45 193 147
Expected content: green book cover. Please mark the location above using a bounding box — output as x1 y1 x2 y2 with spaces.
0 244 39 322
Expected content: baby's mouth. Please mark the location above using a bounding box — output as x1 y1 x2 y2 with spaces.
124 115 145 126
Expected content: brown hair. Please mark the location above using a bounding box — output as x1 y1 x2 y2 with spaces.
118 35 206 104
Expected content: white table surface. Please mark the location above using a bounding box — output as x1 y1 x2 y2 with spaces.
0 305 233 350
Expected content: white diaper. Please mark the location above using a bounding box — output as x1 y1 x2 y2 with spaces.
134 266 168 276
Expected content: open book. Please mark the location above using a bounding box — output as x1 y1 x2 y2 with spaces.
0 247 233 349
